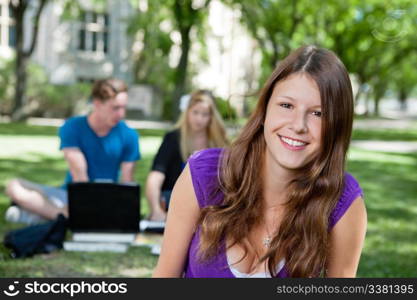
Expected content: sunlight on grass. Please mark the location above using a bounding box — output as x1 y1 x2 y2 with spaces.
347 147 417 277
348 147 416 165
0 136 61 160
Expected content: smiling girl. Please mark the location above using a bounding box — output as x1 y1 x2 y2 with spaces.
153 46 367 278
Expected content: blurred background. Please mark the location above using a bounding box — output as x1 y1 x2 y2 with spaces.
0 0 416 277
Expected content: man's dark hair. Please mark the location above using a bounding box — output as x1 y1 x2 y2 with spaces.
91 78 128 102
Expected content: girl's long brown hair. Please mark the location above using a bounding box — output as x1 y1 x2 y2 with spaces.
198 46 354 277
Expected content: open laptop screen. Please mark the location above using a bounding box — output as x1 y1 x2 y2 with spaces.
68 182 140 233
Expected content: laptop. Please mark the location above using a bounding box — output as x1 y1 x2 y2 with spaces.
64 182 140 251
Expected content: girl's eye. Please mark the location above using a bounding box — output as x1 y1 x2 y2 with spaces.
312 111 322 117
280 103 293 109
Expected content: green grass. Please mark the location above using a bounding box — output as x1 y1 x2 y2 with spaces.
351 117 417 141
0 122 416 277
0 124 164 277
352 129 417 141
0 122 60 136
347 149 417 277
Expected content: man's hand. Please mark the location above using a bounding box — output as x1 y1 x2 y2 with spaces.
62 148 88 182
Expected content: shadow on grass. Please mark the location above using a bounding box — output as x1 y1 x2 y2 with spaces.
0 156 67 188
358 248 417 277
0 246 159 277
348 151 417 277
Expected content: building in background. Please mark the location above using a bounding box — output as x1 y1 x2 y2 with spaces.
0 0 16 56
0 0 259 119
34 0 132 85
1 0 133 83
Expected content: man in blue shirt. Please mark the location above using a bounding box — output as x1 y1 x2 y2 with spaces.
5 78 140 223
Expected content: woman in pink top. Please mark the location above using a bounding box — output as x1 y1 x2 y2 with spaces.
153 45 367 278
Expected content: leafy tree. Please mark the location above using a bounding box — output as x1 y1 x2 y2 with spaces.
331 0 416 114
129 0 211 120
224 0 315 83
171 0 211 119
391 54 417 111
225 0 416 116
127 1 175 119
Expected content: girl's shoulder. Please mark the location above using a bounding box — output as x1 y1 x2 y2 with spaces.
188 148 225 208
329 173 364 229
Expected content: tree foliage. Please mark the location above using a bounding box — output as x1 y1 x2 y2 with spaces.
224 0 417 115
2 0 416 118
128 0 211 120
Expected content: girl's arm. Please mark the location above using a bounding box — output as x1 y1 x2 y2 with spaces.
326 196 367 277
152 164 201 277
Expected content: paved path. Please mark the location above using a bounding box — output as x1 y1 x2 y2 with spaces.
22 117 174 130
352 117 417 153
353 119 416 130
350 141 417 153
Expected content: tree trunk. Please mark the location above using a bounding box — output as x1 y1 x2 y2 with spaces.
373 95 380 116
11 0 47 121
398 88 408 111
12 54 29 121
373 85 385 116
171 26 191 121
354 83 364 105
11 2 26 121
362 89 371 116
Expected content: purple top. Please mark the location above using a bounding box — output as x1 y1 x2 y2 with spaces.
184 148 363 278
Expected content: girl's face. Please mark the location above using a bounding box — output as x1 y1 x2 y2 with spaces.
187 101 212 133
263 72 322 172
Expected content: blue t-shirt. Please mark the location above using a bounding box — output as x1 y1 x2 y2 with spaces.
59 116 140 185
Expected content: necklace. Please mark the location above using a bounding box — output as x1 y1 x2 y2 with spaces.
263 236 272 248
262 220 275 248
262 205 284 248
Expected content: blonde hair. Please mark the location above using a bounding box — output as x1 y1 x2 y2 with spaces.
175 90 229 161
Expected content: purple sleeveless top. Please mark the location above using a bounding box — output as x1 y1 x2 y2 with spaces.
184 148 363 278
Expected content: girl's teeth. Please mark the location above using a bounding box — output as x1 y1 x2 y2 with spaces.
282 137 306 147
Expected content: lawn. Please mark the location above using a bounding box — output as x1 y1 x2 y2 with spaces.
0 121 416 277
0 123 164 277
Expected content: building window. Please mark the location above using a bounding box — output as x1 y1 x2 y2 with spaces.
78 11 109 54
0 0 15 48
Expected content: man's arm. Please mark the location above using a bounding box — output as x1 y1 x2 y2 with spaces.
62 148 88 182
121 161 136 182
